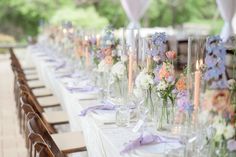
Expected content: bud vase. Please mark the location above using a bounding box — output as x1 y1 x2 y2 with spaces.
157 97 175 130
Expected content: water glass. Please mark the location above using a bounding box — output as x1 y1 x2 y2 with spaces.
116 105 130 127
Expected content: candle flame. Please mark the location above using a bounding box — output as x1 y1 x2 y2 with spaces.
196 60 199 70
62 28 67 34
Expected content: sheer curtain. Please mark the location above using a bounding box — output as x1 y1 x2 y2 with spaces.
233 13 236 33
216 0 236 41
120 0 150 29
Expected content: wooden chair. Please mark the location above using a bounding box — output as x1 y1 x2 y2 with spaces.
27 112 86 156
33 142 55 157
9 48 36 72
20 91 68 134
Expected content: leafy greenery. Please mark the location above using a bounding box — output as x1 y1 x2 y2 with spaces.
0 0 223 42
50 6 108 30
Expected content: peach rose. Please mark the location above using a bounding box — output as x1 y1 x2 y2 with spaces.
158 63 173 80
105 56 113 65
176 76 187 91
212 90 230 113
166 50 177 60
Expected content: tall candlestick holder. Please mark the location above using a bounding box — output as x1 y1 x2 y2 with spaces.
187 36 206 111
123 28 140 95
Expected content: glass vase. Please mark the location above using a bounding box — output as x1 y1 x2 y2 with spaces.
144 88 155 121
157 97 175 130
215 140 228 157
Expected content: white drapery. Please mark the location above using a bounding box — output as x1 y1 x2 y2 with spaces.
233 13 236 33
120 0 150 29
216 0 236 41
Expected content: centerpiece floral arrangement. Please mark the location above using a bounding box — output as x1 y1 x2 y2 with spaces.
134 32 193 130
95 26 120 73
199 36 236 156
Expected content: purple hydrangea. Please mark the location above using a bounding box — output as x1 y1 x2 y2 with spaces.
176 91 194 114
150 32 167 60
204 35 227 89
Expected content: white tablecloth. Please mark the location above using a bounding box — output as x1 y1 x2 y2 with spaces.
26 45 181 157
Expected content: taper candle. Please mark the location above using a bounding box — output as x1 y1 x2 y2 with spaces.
85 36 90 67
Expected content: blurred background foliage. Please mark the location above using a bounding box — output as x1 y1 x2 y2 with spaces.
0 0 223 43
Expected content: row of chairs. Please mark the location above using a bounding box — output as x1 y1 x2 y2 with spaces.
9 48 87 157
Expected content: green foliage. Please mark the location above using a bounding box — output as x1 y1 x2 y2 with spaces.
50 6 108 30
95 0 127 28
0 0 223 41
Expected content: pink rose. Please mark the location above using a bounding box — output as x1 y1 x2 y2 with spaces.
166 51 176 60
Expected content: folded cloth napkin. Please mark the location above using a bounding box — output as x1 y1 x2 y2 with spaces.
58 72 82 78
45 58 57 63
66 86 97 93
120 132 182 154
54 61 66 71
79 101 116 116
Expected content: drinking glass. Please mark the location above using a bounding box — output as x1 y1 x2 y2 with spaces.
116 105 130 127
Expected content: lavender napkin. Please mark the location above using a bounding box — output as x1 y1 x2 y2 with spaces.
58 72 82 78
54 62 66 71
79 101 116 116
66 86 97 93
45 58 57 63
120 132 182 154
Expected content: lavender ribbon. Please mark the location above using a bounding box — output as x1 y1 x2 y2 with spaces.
54 62 66 71
79 101 116 116
120 133 181 154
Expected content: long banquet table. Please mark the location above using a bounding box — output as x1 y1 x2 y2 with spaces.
25 45 182 157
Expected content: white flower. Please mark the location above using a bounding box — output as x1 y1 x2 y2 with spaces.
156 80 168 91
224 125 235 139
228 79 236 90
214 122 225 138
97 59 110 73
111 61 126 80
212 116 235 140
121 55 128 62
135 69 154 90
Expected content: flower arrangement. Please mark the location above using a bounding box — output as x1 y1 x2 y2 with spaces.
134 68 155 117
96 26 120 73
200 37 236 156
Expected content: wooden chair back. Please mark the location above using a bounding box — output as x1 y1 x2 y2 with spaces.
26 112 64 157
33 142 55 157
